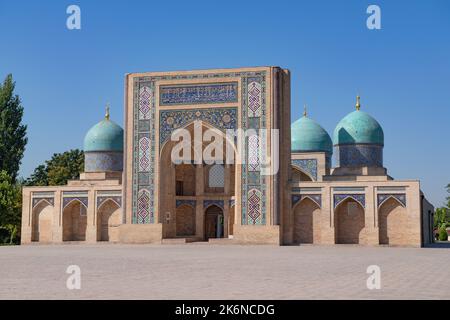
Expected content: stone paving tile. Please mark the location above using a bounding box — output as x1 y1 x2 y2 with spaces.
0 244 449 299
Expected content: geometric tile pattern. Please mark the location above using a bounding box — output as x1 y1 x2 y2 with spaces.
333 194 366 209
138 137 151 172
203 200 225 210
248 134 260 171
334 144 383 168
291 194 322 208
377 193 406 208
247 188 262 224
97 196 122 209
247 81 262 117
32 197 54 209
159 82 238 106
139 86 152 120
176 199 196 208
291 159 317 181
63 197 88 209
137 189 151 224
208 164 225 188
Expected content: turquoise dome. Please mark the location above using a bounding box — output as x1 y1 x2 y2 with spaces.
333 110 384 146
84 117 124 152
291 116 332 154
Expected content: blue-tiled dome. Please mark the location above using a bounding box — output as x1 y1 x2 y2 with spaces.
291 115 332 154
333 98 384 146
84 115 123 152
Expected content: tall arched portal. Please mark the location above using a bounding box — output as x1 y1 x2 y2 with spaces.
97 199 121 242
63 200 87 241
378 197 408 246
31 200 54 242
293 197 321 244
204 205 224 239
334 198 365 244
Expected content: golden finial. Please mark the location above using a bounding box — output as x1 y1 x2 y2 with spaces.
105 103 110 120
355 95 361 111
303 104 307 117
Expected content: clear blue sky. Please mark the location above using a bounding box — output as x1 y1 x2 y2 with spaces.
0 0 449 206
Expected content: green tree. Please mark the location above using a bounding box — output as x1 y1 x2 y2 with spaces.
25 149 84 186
434 207 448 229
0 74 28 182
0 170 22 244
438 224 448 241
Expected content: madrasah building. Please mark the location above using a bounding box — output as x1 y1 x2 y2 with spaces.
21 67 434 247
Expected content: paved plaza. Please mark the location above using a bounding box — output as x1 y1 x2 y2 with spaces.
1 244 449 300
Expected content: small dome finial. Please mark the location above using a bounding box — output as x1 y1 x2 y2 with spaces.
303 104 307 117
105 103 110 120
355 95 361 111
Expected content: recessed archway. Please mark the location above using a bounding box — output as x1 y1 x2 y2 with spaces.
334 198 365 244
97 199 121 242
63 200 87 241
293 197 321 244
204 205 224 239
378 197 408 246
31 200 54 242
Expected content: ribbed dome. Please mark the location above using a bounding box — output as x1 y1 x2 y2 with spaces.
83 117 123 152
291 116 332 154
333 110 384 146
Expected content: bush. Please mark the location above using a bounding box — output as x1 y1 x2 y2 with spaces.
438 225 448 241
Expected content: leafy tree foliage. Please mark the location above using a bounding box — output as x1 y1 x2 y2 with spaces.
0 74 27 182
0 170 21 244
25 149 84 186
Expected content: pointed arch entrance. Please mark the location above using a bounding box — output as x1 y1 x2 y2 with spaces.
31 200 54 242
293 197 321 244
334 198 365 244
97 199 121 242
63 200 87 241
378 197 408 245
204 205 224 239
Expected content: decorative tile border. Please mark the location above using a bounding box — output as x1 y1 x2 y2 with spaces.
203 200 224 210
32 197 54 209
377 193 406 208
159 82 238 106
63 197 88 209
176 199 196 208
292 159 317 181
97 196 122 209
333 194 365 209
291 194 322 208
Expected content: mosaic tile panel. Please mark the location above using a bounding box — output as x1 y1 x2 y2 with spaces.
292 159 318 181
333 194 365 209
334 144 383 168
377 193 406 208
159 107 237 146
176 199 196 208
138 136 151 172
208 164 225 188
203 200 224 210
247 134 260 171
97 196 122 209
63 197 88 209
85 152 123 172
247 188 262 224
159 82 238 106
139 86 152 120
247 81 262 117
32 197 54 208
291 194 322 208
137 189 151 223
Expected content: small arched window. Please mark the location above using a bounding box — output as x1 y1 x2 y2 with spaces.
209 164 225 188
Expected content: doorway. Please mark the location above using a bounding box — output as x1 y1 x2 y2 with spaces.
204 205 224 239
